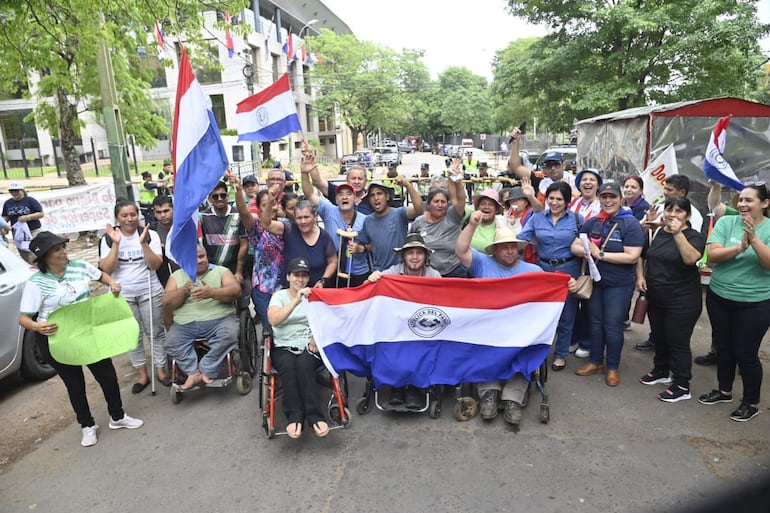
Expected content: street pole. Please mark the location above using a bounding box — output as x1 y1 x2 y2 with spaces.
95 12 134 202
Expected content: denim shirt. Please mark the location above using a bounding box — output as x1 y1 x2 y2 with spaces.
519 210 583 261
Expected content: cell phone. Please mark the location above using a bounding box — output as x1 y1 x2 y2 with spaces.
509 121 526 143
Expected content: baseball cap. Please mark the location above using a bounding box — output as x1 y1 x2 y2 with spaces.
273 161 282 168
286 257 310 275
543 151 564 162
8 181 24 190
336 183 355 195
598 182 622 197
241 174 258 185
420 163 429 170
141 171 152 178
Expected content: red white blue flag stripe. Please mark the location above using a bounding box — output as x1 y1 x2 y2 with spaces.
224 11 234 58
306 273 568 388
236 73 302 142
704 116 744 191
169 48 229 282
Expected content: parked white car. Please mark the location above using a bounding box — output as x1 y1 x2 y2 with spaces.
0 245 56 381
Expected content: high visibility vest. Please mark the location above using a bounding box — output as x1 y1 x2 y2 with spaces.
140 183 157 205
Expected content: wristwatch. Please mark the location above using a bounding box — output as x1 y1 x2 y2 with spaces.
598 251 605 261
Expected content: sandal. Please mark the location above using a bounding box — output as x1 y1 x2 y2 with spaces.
287 422 303 439
551 359 566 372
312 421 329 438
157 375 172 387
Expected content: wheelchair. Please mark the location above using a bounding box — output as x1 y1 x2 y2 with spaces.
451 360 550 424
356 380 443 419
169 306 259 404
258 327 351 439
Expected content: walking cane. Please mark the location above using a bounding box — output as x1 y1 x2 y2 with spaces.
335 229 358 288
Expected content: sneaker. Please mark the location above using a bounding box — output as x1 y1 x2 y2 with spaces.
658 385 691 403
623 320 632 331
575 348 590 358
109 414 144 430
502 400 522 425
569 342 579 353
81 425 98 447
694 352 717 366
479 390 500 420
634 339 654 351
640 369 672 385
729 403 760 422
698 389 733 405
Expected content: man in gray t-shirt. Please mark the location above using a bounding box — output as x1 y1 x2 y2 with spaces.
368 233 440 409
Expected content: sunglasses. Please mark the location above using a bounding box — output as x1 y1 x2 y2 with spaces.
542 162 561 168
744 180 767 188
210 193 228 200
9 189 21 193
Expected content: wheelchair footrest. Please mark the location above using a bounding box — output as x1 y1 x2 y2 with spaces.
204 377 232 388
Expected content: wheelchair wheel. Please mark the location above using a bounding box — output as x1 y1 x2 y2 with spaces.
540 402 550 424
170 386 183 404
239 309 258 377
236 372 252 395
329 404 352 428
355 396 371 415
262 412 274 439
428 400 441 419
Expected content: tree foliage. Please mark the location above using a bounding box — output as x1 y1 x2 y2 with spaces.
437 67 494 136
502 0 769 130
0 0 246 185
491 37 540 133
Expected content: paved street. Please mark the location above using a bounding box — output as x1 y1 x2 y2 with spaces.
1 155 769 512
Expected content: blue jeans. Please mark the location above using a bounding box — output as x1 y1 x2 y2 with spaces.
166 315 239 378
539 260 581 360
251 288 273 332
589 284 634 370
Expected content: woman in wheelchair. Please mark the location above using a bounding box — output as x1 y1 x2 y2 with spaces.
267 258 330 439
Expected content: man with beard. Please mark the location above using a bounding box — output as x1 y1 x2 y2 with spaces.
358 178 424 271
305 158 372 215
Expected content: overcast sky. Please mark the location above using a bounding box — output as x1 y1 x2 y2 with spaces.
321 0 770 82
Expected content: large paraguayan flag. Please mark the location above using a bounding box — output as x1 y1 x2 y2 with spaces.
306 273 569 388
703 116 744 192
169 48 229 283
236 73 302 142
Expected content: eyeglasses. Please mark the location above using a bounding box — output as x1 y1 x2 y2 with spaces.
9 189 21 193
210 193 228 200
542 162 561 169
60 279 77 296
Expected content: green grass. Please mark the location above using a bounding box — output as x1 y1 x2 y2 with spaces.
1 161 166 180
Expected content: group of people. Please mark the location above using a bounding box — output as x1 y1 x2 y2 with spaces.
10 135 770 449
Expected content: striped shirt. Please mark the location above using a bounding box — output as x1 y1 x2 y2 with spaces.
20 259 102 322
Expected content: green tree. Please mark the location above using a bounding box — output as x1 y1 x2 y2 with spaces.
491 37 541 133
503 0 769 130
0 0 245 185
307 29 404 149
437 67 494 136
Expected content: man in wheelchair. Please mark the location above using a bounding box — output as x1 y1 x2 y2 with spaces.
164 245 242 390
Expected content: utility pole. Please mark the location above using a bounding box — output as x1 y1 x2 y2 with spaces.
95 12 134 202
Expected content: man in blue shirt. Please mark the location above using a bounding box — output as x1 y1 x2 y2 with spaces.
456 211 542 425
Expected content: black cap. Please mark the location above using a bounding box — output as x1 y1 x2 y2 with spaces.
287 258 310 275
420 163 429 170
241 174 258 185
598 182 622 197
29 231 69 262
141 171 152 178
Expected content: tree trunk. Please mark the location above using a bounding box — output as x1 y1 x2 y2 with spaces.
56 87 87 186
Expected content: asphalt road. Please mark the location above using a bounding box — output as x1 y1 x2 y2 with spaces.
2 152 769 513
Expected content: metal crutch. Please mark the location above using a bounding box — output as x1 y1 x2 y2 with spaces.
147 266 156 395
335 228 359 288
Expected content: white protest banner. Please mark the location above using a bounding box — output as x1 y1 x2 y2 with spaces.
640 145 678 206
0 182 118 234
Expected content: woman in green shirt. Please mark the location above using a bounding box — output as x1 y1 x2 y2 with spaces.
698 183 770 422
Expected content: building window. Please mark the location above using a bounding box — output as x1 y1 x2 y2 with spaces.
193 41 222 84
272 55 281 83
232 145 244 161
210 94 227 129
141 56 167 88
305 105 313 132
288 61 296 89
318 118 329 132
0 80 28 100
0 109 38 150
303 66 311 95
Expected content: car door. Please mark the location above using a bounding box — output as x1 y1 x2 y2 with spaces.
0 247 29 377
